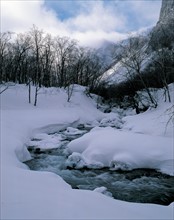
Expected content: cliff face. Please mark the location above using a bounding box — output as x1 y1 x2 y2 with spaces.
102 0 174 87
150 0 174 49
158 0 174 23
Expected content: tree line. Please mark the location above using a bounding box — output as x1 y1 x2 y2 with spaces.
1 24 173 109
0 25 105 91
93 30 174 112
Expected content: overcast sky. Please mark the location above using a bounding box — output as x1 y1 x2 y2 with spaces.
1 0 162 47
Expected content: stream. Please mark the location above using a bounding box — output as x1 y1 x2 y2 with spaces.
24 125 174 206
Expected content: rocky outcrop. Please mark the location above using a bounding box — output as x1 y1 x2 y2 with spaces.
159 0 174 23
100 0 174 89
150 0 174 49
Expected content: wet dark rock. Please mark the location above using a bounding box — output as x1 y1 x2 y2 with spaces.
104 108 111 113
35 148 42 154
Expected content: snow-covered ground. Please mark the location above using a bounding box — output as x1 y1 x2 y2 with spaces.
101 60 128 84
1 84 174 219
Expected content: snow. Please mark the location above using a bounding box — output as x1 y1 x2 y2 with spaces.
123 85 174 137
93 186 113 198
63 127 86 136
99 112 122 128
101 61 128 84
1 84 174 219
67 86 174 175
67 127 173 174
27 133 64 150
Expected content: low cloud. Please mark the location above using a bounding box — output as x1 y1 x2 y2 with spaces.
72 30 127 47
1 1 62 33
1 0 161 47
65 1 126 32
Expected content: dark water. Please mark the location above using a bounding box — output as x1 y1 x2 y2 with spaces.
24 127 174 206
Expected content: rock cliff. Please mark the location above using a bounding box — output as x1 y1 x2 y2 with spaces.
150 0 174 49
159 0 174 23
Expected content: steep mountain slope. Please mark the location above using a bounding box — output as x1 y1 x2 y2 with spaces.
150 0 174 49
101 0 174 87
159 0 174 22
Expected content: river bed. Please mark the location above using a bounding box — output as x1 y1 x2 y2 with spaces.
24 125 174 206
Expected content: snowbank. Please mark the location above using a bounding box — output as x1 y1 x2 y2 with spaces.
123 85 174 137
67 85 174 175
1 84 174 219
67 127 173 175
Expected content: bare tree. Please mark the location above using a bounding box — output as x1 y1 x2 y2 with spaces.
0 32 13 83
153 49 172 102
149 23 174 102
66 84 74 102
29 25 45 106
118 36 157 108
53 36 78 88
41 34 54 87
11 33 31 83
74 47 104 90
0 82 15 94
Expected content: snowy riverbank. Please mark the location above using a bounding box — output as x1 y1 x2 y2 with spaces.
1 84 173 219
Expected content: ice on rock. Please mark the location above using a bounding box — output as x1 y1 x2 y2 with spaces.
65 152 86 169
110 160 132 171
27 133 63 150
86 162 104 169
110 154 135 170
94 186 113 198
99 113 122 128
63 127 86 136
65 152 104 169
90 120 100 127
83 120 100 130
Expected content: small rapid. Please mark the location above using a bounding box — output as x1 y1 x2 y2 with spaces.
24 125 174 206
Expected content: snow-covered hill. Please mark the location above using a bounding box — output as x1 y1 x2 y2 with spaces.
101 33 150 85
1 84 174 219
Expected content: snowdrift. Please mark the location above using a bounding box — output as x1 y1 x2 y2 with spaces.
1 84 174 219
67 127 173 174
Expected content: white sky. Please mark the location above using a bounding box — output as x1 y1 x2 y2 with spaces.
1 0 162 47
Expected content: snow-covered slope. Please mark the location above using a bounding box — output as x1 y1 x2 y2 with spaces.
1 84 174 219
102 0 174 86
67 86 174 174
101 34 150 85
101 60 128 84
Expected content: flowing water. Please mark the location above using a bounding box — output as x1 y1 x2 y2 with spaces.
24 126 174 206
